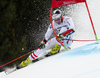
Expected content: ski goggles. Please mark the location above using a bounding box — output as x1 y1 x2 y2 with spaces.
54 18 61 22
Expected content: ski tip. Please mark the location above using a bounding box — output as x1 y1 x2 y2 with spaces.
5 68 16 75
4 66 17 75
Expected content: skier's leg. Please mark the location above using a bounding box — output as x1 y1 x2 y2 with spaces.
62 35 73 48
29 37 57 60
45 35 73 56
17 37 57 68
45 27 72 56
45 43 61 57
45 40 61 57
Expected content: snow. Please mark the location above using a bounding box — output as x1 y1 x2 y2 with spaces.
1 41 100 78
0 0 100 78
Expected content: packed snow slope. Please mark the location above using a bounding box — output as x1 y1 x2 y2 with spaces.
1 41 100 78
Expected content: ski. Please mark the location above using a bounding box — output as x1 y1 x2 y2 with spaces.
5 66 17 75
4 56 47 75
4 55 47 75
4 47 71 75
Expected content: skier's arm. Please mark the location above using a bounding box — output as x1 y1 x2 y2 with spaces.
57 29 75 40
67 17 75 31
44 24 53 41
58 17 75 39
39 24 53 49
61 29 75 36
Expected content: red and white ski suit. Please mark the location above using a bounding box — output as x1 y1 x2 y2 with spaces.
29 16 75 60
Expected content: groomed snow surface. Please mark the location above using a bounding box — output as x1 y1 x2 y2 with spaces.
0 41 100 78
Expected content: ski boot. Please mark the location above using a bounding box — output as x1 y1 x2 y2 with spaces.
17 57 32 69
45 44 61 57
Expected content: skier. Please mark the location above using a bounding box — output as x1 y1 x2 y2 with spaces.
17 9 75 69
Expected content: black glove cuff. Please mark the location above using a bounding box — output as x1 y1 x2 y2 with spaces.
43 38 47 44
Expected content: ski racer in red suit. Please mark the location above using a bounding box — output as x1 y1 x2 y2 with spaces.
17 9 75 68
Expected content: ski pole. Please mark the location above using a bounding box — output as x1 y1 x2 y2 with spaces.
65 39 100 42
0 49 38 68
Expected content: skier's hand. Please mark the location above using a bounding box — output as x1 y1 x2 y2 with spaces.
57 34 64 41
39 41 45 49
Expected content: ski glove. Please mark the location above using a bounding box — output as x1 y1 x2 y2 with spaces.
39 41 45 49
39 38 47 49
57 34 64 41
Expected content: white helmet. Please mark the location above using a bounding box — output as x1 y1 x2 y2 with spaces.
52 9 62 20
